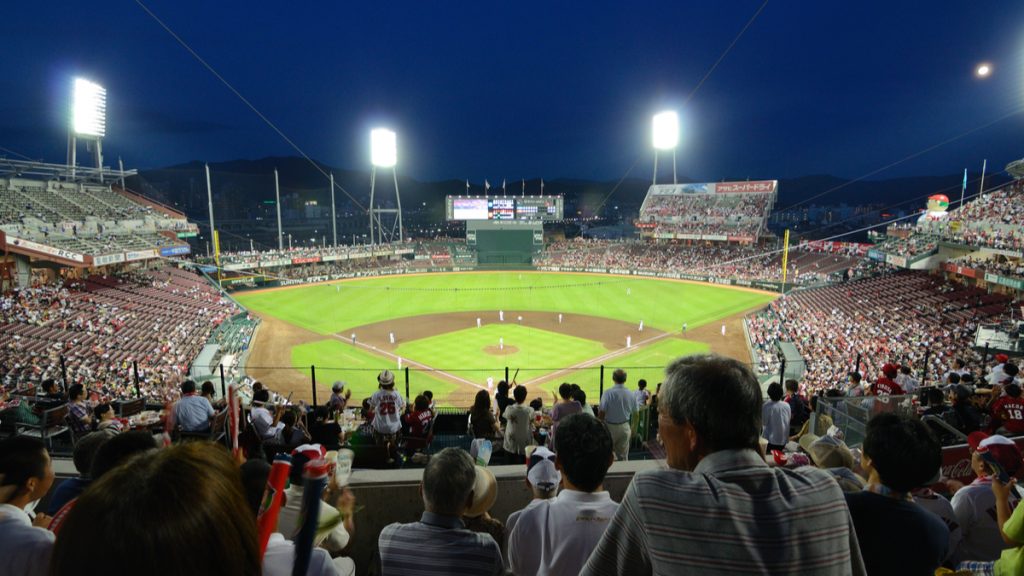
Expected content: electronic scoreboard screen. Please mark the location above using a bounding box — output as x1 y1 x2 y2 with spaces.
446 196 563 221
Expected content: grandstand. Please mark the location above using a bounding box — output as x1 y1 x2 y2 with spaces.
637 179 777 242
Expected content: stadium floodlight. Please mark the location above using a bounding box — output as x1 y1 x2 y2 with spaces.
370 128 397 168
976 63 992 78
72 78 107 137
652 111 679 150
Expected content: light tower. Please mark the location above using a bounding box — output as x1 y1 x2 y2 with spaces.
652 110 679 185
67 77 107 180
368 128 403 245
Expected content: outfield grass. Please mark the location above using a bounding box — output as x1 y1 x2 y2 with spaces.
290 339 459 402
236 272 775 335
533 337 712 402
394 324 610 390
237 272 776 404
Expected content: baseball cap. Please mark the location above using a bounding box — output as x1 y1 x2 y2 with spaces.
881 364 899 378
292 443 327 461
996 354 1010 364
331 381 346 392
968 432 1023 476
799 433 855 470
526 446 561 491
378 370 395 386
465 465 497 518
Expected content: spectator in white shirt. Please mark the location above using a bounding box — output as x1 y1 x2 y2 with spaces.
505 446 561 543
250 389 285 440
508 414 618 576
368 370 405 441
0 437 56 576
276 445 355 557
762 382 791 452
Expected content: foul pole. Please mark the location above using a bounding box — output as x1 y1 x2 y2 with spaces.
780 229 790 294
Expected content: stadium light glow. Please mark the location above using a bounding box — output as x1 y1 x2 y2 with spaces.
976 63 992 78
72 77 107 137
652 111 679 150
370 128 397 168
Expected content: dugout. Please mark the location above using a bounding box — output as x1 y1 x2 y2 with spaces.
467 220 543 266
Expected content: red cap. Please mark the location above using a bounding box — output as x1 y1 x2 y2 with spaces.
969 432 1023 476
996 354 1010 364
881 364 899 378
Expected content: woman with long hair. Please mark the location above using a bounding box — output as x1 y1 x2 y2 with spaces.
470 389 499 439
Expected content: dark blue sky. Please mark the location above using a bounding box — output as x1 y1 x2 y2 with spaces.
1 1 1023 184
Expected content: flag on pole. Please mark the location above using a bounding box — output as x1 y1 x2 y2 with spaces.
521 178 525 196
485 179 490 191
540 178 545 195
465 179 470 192
960 168 967 207
502 178 506 195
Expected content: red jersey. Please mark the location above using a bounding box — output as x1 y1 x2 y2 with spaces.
871 377 904 396
991 397 1024 433
405 409 433 437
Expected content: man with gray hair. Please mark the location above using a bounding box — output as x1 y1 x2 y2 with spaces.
378 447 503 575
582 354 865 576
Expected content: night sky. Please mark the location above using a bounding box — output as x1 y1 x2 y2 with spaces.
2 1 1023 185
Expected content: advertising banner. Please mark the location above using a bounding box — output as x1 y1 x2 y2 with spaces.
868 249 886 262
6 236 86 263
715 180 777 194
159 245 191 257
125 249 158 262
93 253 126 266
942 262 978 279
885 254 908 267
702 234 728 241
291 256 321 265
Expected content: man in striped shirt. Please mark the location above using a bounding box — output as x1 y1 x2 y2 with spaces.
582 354 866 576
378 447 503 575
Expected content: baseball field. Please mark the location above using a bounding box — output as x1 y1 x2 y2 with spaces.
235 271 777 406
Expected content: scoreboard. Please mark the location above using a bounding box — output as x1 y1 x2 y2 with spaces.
446 195 563 221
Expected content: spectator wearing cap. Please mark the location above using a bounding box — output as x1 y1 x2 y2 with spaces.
250 388 286 440
505 446 560 544
0 436 56 576
378 447 503 576
583 354 865 576
762 382 791 453
845 413 948 575
990 382 1024 434
502 385 534 463
986 354 1013 387
464 466 504 553
871 364 905 396
951 432 1023 562
173 380 215 433
598 368 637 461
329 381 351 414
369 370 405 445
276 444 353 556
509 413 617 576
800 431 864 493
958 471 1024 576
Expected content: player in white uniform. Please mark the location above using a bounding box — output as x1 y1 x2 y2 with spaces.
369 369 406 461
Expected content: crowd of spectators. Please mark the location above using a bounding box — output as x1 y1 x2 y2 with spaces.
7 354 1024 575
917 180 1024 251
746 270 1013 389
0 266 247 402
536 239 861 285
638 191 774 238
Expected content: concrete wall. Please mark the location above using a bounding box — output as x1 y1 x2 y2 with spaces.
346 459 662 575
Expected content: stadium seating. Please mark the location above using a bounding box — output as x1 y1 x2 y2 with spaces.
746 270 1011 388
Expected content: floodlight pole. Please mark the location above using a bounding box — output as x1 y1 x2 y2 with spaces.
94 139 104 182
66 129 77 178
369 166 377 245
652 151 658 186
330 172 337 247
393 167 403 243
205 164 215 248
672 149 677 185
274 169 283 251
118 157 125 189
979 159 987 196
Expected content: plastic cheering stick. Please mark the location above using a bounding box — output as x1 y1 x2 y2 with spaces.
291 458 329 576
257 453 292 558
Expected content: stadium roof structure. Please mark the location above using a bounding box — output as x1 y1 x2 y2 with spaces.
0 158 137 184
1006 158 1024 180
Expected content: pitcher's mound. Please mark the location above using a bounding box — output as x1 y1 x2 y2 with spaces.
483 345 519 356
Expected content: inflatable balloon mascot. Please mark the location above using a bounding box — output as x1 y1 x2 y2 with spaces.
917 194 950 225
